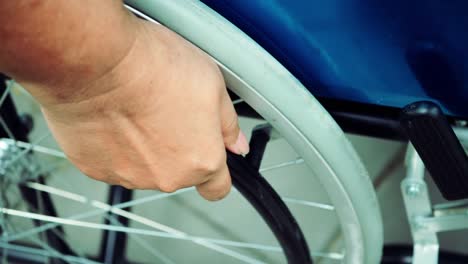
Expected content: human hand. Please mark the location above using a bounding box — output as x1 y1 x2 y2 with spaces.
40 19 249 201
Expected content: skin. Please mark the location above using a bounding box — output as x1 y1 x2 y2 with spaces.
0 0 249 201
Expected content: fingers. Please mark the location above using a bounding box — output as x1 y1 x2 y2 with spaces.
220 89 249 155
196 164 232 201
196 88 247 200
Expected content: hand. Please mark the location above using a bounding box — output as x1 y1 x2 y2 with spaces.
40 19 249 201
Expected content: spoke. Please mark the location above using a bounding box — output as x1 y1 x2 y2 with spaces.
282 197 334 211
2 207 266 263
22 183 344 259
34 189 87 261
312 251 343 260
5 209 343 261
34 184 50 263
91 200 182 235
6 189 195 242
25 183 275 259
27 238 71 264
259 158 304 173
7 209 108 243
232 98 244 105
2 138 67 159
0 79 13 109
0 241 100 264
4 132 51 169
114 187 195 209
38 173 171 261
0 80 15 140
18 168 344 262
0 198 8 264
25 182 87 203
19 183 266 263
106 215 175 264
0 117 15 140
5 220 59 264
124 5 160 25
25 182 183 234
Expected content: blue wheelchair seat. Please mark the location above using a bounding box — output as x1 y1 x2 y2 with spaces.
202 0 468 118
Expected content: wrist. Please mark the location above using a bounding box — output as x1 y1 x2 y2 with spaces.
17 7 142 106
41 20 170 123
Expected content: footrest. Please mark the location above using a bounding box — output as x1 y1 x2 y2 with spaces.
400 101 468 200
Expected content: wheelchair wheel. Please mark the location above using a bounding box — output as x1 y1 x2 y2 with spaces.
0 1 383 263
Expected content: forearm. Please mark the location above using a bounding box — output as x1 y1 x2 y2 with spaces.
0 0 137 104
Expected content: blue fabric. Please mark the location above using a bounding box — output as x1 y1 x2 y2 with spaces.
201 0 468 117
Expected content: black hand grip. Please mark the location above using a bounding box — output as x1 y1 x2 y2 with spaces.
227 152 312 264
400 101 468 200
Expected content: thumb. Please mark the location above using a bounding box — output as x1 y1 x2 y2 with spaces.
220 90 249 155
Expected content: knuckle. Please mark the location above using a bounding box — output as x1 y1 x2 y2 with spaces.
194 159 219 175
214 184 231 200
190 152 225 175
158 181 180 193
199 184 231 201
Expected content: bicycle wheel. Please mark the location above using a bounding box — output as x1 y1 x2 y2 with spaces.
0 0 383 263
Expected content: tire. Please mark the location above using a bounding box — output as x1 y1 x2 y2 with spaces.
124 1 383 263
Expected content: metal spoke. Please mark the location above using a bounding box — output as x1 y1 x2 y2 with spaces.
2 207 266 263
125 5 160 25
21 182 344 259
3 205 279 254
312 251 343 260
27 238 71 264
112 188 195 209
17 184 267 263
4 208 344 261
17 175 337 246
25 182 182 234
2 138 66 159
0 79 18 143
25 182 87 203
34 184 50 263
8 188 195 241
0 117 15 140
282 197 334 211
259 158 304 173
4 132 51 170
0 197 9 264
0 79 13 109
6 189 195 243
7 208 112 243
23 183 273 257
4 220 72 264
0 240 100 264
34 189 87 261
106 215 175 264
232 98 244 105
43 173 166 262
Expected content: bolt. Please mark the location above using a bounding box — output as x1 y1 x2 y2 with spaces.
406 183 421 198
